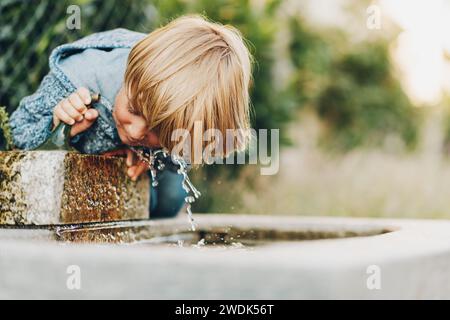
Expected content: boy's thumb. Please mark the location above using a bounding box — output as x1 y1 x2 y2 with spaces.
70 109 98 137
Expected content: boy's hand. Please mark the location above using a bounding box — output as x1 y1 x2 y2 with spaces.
103 148 148 181
53 87 99 137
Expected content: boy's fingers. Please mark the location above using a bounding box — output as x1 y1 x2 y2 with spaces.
127 166 136 177
54 105 75 125
61 100 83 122
126 149 134 167
127 162 147 181
68 93 88 114
84 108 98 120
70 116 97 137
76 87 91 105
131 162 148 181
52 115 60 128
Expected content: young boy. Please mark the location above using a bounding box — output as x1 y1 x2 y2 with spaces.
9 16 252 219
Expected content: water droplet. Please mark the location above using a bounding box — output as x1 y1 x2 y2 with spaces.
194 238 206 248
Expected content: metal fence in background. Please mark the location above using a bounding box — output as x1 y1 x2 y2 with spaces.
0 0 156 113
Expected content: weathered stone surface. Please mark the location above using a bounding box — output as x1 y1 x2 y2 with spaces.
0 151 149 225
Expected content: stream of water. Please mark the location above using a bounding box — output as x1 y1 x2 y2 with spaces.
130 147 201 231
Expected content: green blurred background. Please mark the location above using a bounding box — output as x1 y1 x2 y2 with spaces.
2 0 450 218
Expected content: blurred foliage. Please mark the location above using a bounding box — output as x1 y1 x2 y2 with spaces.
288 18 419 151
0 107 13 151
288 17 334 108
441 95 450 155
317 44 419 150
0 0 421 212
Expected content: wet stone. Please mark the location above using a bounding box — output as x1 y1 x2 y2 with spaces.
0 151 150 225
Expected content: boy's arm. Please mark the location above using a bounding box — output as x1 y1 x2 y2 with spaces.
9 72 72 150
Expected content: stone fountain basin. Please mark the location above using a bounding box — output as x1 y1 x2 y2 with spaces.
0 214 450 299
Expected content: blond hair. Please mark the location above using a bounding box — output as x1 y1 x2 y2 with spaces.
125 15 252 161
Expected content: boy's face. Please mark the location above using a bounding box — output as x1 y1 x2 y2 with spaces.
112 86 160 148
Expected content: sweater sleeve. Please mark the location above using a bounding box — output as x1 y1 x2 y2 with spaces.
9 71 72 150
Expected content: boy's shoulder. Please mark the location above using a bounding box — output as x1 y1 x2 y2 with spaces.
68 28 146 49
49 28 146 71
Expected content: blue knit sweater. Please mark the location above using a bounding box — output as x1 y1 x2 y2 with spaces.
10 29 145 154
